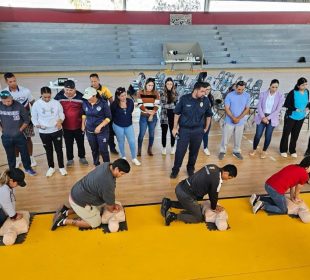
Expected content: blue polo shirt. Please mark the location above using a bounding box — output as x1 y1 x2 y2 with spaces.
110 98 134 127
290 90 308 121
82 98 111 133
174 94 213 128
224 91 250 126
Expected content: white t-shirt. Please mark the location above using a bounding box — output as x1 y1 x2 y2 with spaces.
4 86 35 109
264 93 276 114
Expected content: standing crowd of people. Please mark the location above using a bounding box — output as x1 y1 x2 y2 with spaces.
1 72 310 230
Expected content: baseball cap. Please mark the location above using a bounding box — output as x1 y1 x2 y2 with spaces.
9 168 26 187
83 87 97 100
0 90 12 99
64 80 75 89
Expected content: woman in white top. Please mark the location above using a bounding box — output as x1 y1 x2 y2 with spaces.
250 79 284 158
31 87 66 177
0 168 26 227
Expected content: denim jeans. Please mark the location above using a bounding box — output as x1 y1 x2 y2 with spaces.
260 184 288 214
253 122 275 151
113 123 137 159
1 133 31 170
138 114 157 149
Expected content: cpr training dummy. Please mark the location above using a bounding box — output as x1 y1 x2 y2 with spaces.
0 168 30 245
202 201 229 231
101 201 126 232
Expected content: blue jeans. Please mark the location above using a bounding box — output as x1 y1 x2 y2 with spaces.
202 123 211 149
138 114 157 149
260 184 288 214
1 133 31 170
253 122 275 151
113 123 137 159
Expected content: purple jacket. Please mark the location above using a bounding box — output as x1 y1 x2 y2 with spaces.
254 89 284 127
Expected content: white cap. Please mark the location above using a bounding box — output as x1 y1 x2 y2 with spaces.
83 87 97 100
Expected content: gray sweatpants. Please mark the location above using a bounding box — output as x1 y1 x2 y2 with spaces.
219 122 245 153
173 182 204 223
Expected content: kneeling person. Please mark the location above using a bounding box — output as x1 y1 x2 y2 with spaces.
161 164 237 226
51 159 130 230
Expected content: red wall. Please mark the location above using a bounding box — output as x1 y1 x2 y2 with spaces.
0 6 310 25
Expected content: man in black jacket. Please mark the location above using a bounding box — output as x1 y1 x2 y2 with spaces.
161 164 237 225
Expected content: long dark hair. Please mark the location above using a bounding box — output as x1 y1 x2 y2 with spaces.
294 77 308 91
114 87 126 106
143 78 156 94
164 77 176 104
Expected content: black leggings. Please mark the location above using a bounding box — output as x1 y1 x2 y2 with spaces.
161 109 175 148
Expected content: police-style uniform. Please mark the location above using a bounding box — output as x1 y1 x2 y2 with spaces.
82 97 111 165
171 93 213 175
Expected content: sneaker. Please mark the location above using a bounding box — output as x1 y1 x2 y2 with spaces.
57 205 69 217
110 148 119 155
46 167 55 177
291 153 297 158
218 152 225 160
59 168 68 176
79 158 89 165
161 198 172 217
260 151 267 159
250 194 259 206
122 157 127 160
162 147 167 155
170 146 176 155
66 160 74 167
249 150 256 156
280 152 288 158
51 214 66 231
15 157 22 168
30 156 37 167
252 200 264 214
233 152 243 160
24 168 37 176
132 158 141 166
204 147 211 156
165 211 177 226
170 171 178 179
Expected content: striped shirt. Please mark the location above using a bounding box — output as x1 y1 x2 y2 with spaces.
137 90 160 116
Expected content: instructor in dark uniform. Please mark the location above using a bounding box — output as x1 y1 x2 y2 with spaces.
161 164 237 225
170 82 213 178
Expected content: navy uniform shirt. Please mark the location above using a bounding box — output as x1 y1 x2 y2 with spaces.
174 94 213 128
186 164 222 210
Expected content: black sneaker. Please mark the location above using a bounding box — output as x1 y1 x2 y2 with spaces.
51 214 66 231
110 149 119 155
165 211 177 226
160 198 171 217
170 172 178 179
57 205 69 217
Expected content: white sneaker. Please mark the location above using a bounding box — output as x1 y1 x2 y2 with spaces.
59 168 68 176
280 152 288 158
46 167 55 177
162 147 167 155
252 201 264 214
170 146 176 155
15 157 22 168
122 157 127 160
132 158 141 166
30 156 37 167
291 153 297 158
204 147 211 156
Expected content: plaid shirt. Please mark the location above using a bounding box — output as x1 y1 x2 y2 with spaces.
160 91 178 124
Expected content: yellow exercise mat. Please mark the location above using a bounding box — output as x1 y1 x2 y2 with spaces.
1 196 310 280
